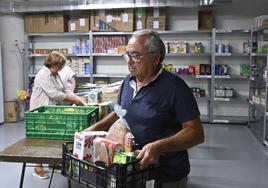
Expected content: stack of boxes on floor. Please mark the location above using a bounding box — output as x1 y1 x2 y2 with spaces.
4 101 20 123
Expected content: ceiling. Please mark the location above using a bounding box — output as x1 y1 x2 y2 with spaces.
0 0 232 13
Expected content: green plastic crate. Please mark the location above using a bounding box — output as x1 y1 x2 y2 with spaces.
25 105 98 140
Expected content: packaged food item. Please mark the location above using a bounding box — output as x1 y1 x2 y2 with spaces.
113 151 136 164
93 137 123 166
124 132 135 152
73 131 108 162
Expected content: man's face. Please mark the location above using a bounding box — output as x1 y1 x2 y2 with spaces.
126 37 158 79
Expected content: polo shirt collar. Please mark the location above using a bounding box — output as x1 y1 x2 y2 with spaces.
129 68 163 97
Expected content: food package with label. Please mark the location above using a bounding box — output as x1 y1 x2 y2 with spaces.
73 131 108 162
93 137 123 166
113 151 136 164
177 42 188 54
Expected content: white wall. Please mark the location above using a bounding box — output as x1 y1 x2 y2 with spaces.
0 14 25 101
213 0 268 29
0 43 4 123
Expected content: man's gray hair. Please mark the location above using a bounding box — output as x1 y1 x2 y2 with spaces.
132 29 166 64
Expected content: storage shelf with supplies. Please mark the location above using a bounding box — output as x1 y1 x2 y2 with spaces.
212 29 251 124
25 28 252 124
248 25 268 146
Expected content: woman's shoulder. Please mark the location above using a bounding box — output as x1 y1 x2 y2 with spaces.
35 66 50 79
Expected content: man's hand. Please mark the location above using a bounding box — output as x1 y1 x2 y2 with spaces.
136 142 161 168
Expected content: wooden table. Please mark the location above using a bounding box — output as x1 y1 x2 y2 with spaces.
0 138 65 188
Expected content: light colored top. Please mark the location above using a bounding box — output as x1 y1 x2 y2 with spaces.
59 65 76 91
30 66 72 110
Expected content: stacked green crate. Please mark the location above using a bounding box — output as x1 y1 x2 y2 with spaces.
25 106 98 139
240 64 250 77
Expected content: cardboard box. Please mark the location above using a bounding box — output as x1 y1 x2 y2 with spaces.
146 16 166 31
4 101 20 123
73 131 108 162
68 18 90 32
261 18 268 26
135 17 146 30
87 102 110 120
90 9 134 32
25 14 67 33
85 90 102 103
101 90 120 102
147 7 166 17
198 10 214 30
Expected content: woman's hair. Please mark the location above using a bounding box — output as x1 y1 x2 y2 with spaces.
132 29 166 64
44 51 66 68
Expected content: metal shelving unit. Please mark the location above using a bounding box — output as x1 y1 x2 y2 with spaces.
26 28 252 124
160 29 213 123
212 29 251 124
26 32 93 83
248 25 268 146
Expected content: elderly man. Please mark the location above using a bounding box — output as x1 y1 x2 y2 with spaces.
86 29 204 188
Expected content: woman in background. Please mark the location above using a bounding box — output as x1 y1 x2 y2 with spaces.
59 64 76 92
30 51 87 179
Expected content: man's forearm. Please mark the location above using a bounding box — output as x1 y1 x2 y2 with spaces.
155 117 204 153
86 111 119 131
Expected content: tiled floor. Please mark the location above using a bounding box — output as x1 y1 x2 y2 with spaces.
0 122 268 188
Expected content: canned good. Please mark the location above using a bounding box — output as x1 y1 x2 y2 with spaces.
75 39 81 47
243 41 251 53
223 65 228 75
215 86 225 97
218 44 225 53
125 132 135 152
225 44 231 53
215 64 222 75
225 87 233 98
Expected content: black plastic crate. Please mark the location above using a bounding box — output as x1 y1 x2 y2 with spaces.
62 142 155 188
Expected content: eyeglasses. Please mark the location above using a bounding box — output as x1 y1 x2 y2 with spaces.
122 52 150 63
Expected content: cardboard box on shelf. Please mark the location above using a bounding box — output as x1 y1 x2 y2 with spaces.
198 10 214 30
25 14 67 33
90 9 134 32
146 16 166 31
135 17 146 30
4 101 20 123
147 7 166 17
146 7 166 31
68 18 90 32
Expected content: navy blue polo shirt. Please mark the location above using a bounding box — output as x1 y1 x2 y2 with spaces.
118 69 200 182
